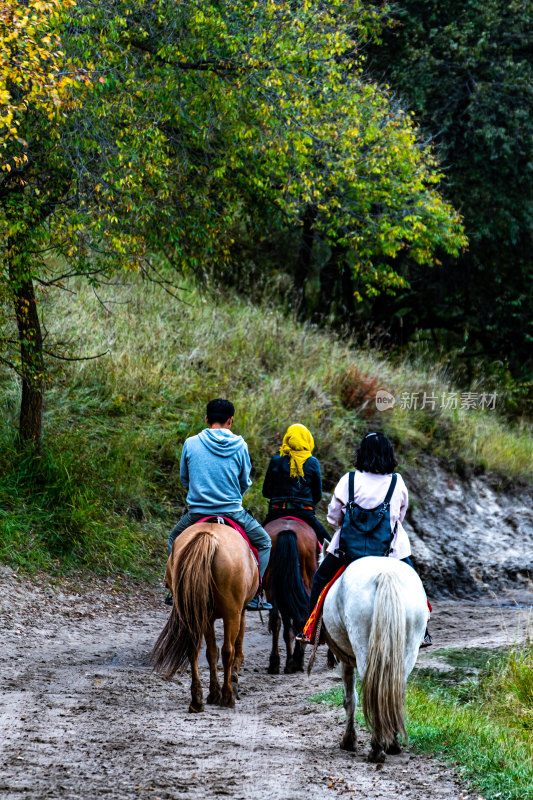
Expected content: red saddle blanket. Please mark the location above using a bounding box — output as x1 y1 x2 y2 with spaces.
273 515 323 551
197 516 261 588
303 564 347 643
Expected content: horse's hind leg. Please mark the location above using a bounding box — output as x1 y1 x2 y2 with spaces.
293 639 306 672
268 610 281 674
386 734 402 755
282 616 297 674
340 662 357 752
220 614 240 708
369 735 387 764
189 645 204 713
231 611 246 700
205 621 221 705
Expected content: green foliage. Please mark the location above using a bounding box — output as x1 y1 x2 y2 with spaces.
363 0 533 376
1 0 467 445
0 0 468 279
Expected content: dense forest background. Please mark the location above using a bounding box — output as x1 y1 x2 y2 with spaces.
364 0 532 383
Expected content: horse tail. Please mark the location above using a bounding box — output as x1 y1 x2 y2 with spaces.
270 530 309 630
151 531 218 679
361 569 407 748
317 538 324 565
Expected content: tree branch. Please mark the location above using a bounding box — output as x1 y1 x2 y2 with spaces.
42 349 109 362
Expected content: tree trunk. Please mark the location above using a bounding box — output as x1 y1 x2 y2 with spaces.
340 261 356 326
314 244 343 322
293 203 317 318
9 262 44 446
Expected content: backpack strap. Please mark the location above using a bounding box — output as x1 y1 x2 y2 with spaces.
383 473 398 506
348 471 355 504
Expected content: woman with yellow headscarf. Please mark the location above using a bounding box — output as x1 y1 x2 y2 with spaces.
262 424 329 544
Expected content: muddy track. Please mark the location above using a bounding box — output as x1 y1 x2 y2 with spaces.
0 568 530 800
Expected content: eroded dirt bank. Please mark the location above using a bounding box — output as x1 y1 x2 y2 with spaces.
404 460 533 597
0 567 531 800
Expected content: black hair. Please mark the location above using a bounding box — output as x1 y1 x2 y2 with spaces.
206 398 235 425
355 431 397 474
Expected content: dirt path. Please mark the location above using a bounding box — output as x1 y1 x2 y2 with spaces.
0 566 531 800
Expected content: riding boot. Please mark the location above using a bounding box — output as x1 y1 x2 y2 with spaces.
420 627 433 647
308 553 342 611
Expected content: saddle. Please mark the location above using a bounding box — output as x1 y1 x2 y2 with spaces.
269 514 323 551
198 515 261 588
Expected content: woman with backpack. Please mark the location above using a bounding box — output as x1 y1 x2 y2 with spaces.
300 431 432 646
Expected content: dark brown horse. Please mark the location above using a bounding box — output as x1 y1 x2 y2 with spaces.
263 517 320 674
151 522 259 712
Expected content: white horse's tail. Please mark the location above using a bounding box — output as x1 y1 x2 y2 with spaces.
361 570 407 748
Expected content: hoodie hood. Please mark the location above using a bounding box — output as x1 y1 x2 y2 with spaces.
198 428 246 458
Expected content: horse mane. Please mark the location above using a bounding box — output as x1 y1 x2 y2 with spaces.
361 570 407 746
151 530 218 678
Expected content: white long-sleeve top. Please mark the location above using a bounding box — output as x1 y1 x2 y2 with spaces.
326 471 411 560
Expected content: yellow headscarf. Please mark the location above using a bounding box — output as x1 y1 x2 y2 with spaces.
279 424 315 478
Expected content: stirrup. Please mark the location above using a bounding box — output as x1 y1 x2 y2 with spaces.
295 632 311 644
246 596 273 611
420 628 433 648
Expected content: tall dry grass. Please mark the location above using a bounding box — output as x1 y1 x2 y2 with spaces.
0 276 531 573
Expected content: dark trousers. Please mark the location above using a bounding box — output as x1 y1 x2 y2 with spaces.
308 554 418 613
263 506 329 545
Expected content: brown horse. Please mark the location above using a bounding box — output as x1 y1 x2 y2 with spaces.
151 522 259 712
263 518 320 674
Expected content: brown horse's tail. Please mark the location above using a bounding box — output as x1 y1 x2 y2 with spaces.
151 531 218 678
361 570 407 748
270 530 309 632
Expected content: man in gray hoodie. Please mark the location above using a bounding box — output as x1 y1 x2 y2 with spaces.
167 399 272 606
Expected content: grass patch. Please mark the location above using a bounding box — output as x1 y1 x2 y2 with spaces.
0 277 531 575
311 643 533 800
0 432 163 577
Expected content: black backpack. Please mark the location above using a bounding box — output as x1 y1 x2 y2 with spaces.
336 472 397 563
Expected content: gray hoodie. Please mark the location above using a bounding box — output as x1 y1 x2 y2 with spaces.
179 428 253 514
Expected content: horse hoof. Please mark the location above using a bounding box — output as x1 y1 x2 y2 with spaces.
368 749 386 764
189 702 204 713
386 741 402 755
207 691 221 705
340 736 357 752
284 662 298 674
267 665 280 675
220 693 235 708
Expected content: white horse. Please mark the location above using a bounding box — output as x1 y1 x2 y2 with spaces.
322 556 428 763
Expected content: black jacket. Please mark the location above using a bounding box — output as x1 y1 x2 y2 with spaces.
262 454 322 507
